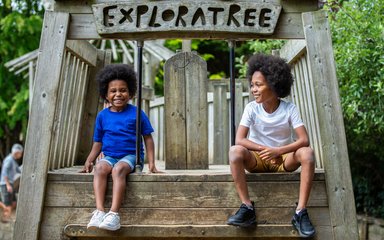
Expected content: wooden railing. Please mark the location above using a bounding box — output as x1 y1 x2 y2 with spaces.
48 40 98 170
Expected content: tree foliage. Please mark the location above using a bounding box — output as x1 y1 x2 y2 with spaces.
325 0 384 217
0 0 43 158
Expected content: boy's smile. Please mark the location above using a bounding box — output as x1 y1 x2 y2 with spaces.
106 79 130 112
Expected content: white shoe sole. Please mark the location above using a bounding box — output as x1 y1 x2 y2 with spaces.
99 224 121 231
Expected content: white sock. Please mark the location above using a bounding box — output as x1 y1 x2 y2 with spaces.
109 211 118 215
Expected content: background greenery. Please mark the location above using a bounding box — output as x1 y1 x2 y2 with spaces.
0 0 382 218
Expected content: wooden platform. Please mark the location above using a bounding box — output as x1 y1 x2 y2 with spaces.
40 162 331 239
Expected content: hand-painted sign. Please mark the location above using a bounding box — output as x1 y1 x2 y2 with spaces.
92 1 282 37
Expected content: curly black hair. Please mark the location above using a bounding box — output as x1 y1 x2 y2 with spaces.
247 53 293 98
96 64 137 100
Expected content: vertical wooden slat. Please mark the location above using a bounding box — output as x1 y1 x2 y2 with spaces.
14 11 69 240
164 53 187 169
213 82 229 165
70 63 89 166
301 56 323 168
77 50 109 164
303 10 358 240
185 52 208 169
55 52 74 168
60 56 79 167
49 50 69 170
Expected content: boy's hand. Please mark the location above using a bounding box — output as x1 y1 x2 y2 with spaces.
259 147 281 162
148 164 163 174
79 160 94 173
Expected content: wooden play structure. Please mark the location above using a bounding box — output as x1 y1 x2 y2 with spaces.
14 0 358 239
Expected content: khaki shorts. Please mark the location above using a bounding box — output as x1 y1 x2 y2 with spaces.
248 151 290 173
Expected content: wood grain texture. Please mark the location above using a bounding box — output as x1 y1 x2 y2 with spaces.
303 10 358 240
13 11 70 240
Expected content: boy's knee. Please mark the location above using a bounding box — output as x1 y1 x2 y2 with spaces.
94 163 111 176
112 163 131 177
229 145 247 164
298 147 315 166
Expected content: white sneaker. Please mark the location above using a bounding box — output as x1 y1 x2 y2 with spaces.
87 210 106 229
99 212 121 231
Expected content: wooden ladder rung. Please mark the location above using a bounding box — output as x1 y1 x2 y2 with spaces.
64 224 300 238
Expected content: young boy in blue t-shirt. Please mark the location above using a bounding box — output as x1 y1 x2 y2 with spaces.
81 64 161 231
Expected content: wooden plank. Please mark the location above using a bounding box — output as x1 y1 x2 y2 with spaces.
65 40 98 66
68 13 305 40
185 52 208 169
302 10 358 240
279 40 306 64
44 180 328 208
13 11 70 240
62 224 333 239
213 82 229 164
47 166 325 182
41 206 330 226
164 53 187 169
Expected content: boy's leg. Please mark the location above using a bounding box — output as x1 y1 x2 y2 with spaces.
99 161 131 231
228 145 257 205
227 145 257 227
284 147 316 237
110 161 131 212
93 161 113 211
283 147 315 210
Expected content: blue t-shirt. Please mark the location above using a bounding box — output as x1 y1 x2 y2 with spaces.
0 154 21 186
93 104 154 159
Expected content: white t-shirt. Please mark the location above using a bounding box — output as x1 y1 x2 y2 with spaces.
239 100 304 147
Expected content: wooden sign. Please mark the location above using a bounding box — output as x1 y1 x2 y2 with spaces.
92 1 282 37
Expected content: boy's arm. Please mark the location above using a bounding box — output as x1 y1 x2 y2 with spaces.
143 134 162 173
259 125 310 161
235 125 267 151
80 142 102 173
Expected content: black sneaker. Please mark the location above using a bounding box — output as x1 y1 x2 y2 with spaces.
227 202 256 227
292 208 316 237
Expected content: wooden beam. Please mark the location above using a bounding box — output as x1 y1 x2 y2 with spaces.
65 40 98 66
302 10 359 240
68 12 306 40
13 11 70 240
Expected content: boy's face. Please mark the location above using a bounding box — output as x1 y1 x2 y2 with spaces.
106 79 130 112
250 71 277 104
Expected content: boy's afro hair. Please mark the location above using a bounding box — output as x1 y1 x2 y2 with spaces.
96 64 137 100
247 53 293 98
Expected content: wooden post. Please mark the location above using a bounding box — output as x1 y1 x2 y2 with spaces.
13 11 69 240
164 52 208 169
303 10 358 240
213 82 229 165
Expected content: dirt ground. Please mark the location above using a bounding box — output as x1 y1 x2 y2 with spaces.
0 208 15 240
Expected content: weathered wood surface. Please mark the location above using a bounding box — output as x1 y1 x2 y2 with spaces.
212 82 229 164
62 225 332 239
67 12 307 40
303 10 358 240
13 11 70 240
164 52 208 169
76 50 110 163
48 0 318 40
40 166 330 239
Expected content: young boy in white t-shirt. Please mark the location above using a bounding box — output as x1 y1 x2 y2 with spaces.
227 53 316 238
